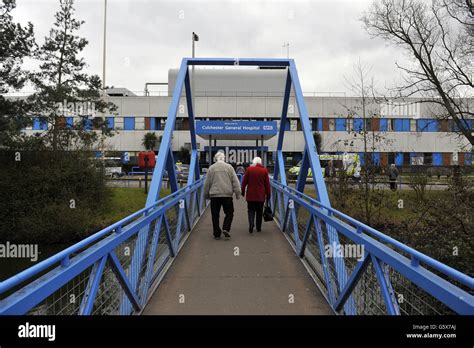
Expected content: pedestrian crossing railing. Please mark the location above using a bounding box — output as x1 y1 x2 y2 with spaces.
0 179 206 315
270 179 474 315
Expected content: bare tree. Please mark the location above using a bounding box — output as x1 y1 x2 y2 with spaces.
341 60 388 225
361 0 474 145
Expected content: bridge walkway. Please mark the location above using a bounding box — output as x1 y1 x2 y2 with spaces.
142 198 333 315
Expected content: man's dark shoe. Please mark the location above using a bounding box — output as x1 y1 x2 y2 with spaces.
223 230 231 238
256 228 261 232
249 224 254 234
214 235 221 240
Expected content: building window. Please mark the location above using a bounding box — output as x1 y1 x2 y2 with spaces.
106 117 114 129
175 118 190 130
290 119 297 131
365 118 372 131
410 119 417 132
424 153 433 165
411 153 424 165
159 118 166 130
311 118 320 131
124 117 135 130
388 152 395 165
327 119 334 131
387 119 395 131
403 153 411 165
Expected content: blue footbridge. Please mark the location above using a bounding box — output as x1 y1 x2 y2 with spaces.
0 58 472 315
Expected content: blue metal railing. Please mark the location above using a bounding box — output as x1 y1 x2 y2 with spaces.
270 179 474 315
0 179 207 315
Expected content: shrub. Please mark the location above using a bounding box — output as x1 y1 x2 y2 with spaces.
0 151 111 244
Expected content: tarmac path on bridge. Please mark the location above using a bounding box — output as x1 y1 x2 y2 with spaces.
142 198 333 315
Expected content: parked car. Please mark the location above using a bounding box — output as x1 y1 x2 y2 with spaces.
94 157 125 178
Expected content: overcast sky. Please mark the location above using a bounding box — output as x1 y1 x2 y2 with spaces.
13 0 409 95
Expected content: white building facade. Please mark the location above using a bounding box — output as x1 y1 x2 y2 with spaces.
26 68 473 168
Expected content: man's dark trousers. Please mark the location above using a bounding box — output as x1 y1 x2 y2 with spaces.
210 197 234 237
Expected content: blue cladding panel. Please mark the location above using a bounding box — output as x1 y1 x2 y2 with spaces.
150 117 156 130
394 119 410 132
395 153 404 166
380 119 388 131
353 119 363 132
372 152 380 166
417 119 439 132
465 152 472 166
124 117 135 130
106 117 114 129
461 119 472 131
66 117 74 128
84 118 93 131
336 118 347 131
433 153 443 166
359 152 365 165
33 117 48 130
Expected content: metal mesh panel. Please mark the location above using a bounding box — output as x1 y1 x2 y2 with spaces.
315 216 342 305
91 265 123 315
350 261 387 315
304 222 331 300
387 267 454 315
27 267 93 315
151 219 172 282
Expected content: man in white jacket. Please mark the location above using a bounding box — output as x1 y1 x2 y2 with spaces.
203 151 241 239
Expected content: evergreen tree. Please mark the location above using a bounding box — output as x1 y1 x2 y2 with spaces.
28 0 116 151
0 0 35 148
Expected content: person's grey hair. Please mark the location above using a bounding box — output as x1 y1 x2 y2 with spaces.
252 157 262 165
214 151 226 162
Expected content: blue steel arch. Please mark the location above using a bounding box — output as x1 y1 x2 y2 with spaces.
145 58 355 313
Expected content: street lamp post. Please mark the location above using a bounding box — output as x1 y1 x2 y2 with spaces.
100 0 108 161
191 32 199 119
103 0 107 95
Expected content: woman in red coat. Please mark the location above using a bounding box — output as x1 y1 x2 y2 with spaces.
241 157 271 234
